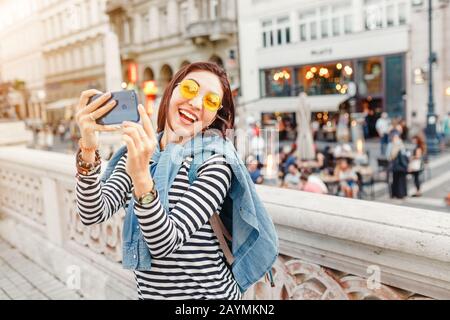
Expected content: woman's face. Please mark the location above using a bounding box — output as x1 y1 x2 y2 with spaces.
166 70 223 138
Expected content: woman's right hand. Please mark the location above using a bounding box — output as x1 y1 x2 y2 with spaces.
75 89 119 161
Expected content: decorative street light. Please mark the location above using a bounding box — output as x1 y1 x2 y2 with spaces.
411 0 449 154
424 0 440 154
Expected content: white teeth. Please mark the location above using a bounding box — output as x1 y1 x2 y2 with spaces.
179 109 197 122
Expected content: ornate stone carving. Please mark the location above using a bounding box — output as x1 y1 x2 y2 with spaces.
0 167 45 226
64 187 124 262
244 255 432 300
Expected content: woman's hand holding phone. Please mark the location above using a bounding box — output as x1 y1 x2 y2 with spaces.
121 105 158 198
75 89 120 162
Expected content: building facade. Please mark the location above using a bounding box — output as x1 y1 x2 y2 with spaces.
105 0 239 120
238 0 450 140
39 0 111 124
0 0 46 122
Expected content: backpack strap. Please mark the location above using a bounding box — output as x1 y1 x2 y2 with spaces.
188 151 235 266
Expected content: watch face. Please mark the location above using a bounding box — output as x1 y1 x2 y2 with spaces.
141 193 155 205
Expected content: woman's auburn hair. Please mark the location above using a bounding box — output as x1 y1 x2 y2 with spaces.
156 62 235 136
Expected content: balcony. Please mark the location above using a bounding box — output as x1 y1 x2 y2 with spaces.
0 146 449 299
184 18 237 44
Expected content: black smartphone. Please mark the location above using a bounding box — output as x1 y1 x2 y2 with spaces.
88 90 140 125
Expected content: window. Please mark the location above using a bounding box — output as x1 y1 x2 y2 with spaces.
300 24 307 41
210 0 219 19
321 20 328 38
310 21 317 40
398 3 407 25
298 3 351 42
332 17 340 36
344 15 352 34
263 68 293 97
365 0 383 30
296 61 354 96
386 5 395 27
357 57 383 95
261 16 290 47
277 29 282 45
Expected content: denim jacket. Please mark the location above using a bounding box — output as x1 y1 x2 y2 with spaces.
101 131 279 292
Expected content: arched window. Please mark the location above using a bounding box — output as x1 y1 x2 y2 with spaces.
143 67 155 81
180 60 191 68
209 54 224 69
160 64 173 90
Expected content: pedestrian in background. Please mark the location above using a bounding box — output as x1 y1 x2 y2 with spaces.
387 132 408 199
376 112 391 156
408 134 426 197
247 156 264 184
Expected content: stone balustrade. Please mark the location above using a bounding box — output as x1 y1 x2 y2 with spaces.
0 146 448 300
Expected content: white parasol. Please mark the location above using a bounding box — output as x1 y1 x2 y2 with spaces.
296 92 315 160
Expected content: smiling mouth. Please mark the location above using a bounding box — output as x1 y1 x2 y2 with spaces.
178 108 199 124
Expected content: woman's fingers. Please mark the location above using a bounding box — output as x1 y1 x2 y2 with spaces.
78 89 103 109
94 124 121 132
123 120 148 140
122 134 137 156
138 104 157 144
122 126 143 151
89 99 117 120
84 92 112 114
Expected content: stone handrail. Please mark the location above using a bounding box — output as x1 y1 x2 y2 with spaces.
0 146 448 299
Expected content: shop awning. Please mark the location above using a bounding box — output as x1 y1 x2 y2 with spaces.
243 94 349 113
46 98 79 110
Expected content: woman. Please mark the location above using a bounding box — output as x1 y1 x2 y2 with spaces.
246 156 264 184
74 63 268 300
283 163 301 189
387 132 408 199
408 134 426 197
334 158 359 198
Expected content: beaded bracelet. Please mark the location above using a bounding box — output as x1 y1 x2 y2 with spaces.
75 148 101 176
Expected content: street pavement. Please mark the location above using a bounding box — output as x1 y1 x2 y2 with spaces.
0 238 83 300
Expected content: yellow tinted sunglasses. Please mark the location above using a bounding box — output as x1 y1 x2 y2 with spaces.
178 79 223 112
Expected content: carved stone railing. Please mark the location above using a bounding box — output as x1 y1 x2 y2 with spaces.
0 146 448 300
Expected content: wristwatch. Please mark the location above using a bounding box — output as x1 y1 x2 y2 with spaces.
132 186 157 206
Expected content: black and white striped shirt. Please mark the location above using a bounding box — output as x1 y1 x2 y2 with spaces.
75 152 241 300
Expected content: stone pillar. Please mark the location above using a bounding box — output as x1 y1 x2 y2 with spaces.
42 177 64 246
187 0 198 23
104 31 123 91
149 5 159 41
123 18 130 44
133 13 142 44
352 0 364 33
167 0 178 35
90 0 98 25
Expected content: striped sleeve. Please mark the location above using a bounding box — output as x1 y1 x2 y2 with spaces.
134 154 232 258
75 153 132 225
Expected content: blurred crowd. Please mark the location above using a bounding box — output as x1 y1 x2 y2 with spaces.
247 111 450 204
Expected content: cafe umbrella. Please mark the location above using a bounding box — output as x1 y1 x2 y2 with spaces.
296 92 315 161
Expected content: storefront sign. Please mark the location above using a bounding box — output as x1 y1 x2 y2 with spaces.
311 48 332 57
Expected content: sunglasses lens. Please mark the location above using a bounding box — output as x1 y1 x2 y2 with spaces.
203 93 221 111
180 79 199 99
